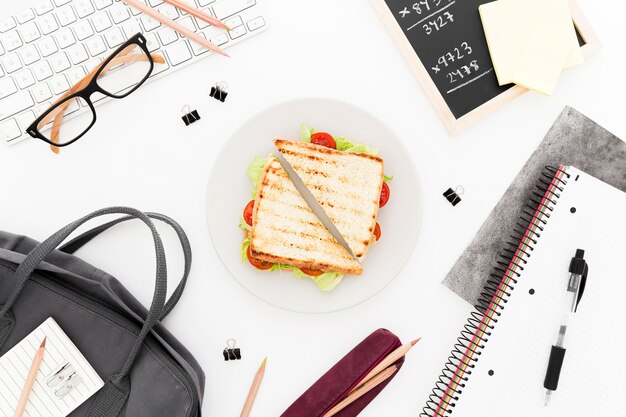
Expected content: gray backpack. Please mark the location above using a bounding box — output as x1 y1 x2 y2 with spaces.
0 207 204 417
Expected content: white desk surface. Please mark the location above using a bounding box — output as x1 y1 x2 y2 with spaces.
0 0 624 415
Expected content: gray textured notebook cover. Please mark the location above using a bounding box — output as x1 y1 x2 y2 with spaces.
444 106 626 305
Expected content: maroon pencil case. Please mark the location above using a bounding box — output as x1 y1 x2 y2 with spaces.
281 329 404 417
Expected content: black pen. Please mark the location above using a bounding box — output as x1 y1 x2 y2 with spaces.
543 249 587 405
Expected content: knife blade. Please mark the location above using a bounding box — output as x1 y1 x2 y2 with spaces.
275 151 358 260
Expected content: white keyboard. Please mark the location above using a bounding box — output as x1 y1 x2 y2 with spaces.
0 0 267 145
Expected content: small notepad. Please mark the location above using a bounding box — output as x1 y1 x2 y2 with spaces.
0 318 104 417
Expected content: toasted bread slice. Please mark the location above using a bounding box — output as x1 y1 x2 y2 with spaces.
274 139 384 260
250 157 363 275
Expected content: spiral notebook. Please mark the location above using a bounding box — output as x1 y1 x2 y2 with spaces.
422 166 626 416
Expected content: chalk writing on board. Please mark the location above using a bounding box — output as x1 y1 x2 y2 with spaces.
385 0 515 119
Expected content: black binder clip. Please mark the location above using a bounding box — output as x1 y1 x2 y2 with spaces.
181 105 201 126
443 185 464 206
223 338 241 361
210 81 228 102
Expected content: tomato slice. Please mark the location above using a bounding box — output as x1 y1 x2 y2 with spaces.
247 246 273 270
300 268 324 277
379 182 390 208
374 222 381 241
243 200 255 226
310 132 336 149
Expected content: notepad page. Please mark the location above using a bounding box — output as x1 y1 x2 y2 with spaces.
0 318 104 417
453 167 626 416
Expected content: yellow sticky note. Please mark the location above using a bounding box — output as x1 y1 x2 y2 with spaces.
511 0 583 95
479 0 584 88
479 0 529 85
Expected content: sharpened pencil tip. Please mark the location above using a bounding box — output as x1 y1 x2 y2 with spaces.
261 357 267 367
411 338 421 346
226 25 233 31
40 337 47 348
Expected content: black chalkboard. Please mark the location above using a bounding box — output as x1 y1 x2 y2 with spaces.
382 0 586 120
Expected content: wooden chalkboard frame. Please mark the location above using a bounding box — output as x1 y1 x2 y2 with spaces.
371 0 602 135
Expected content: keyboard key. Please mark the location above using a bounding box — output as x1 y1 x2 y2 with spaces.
55 27 76 48
141 15 161 32
57 5 77 26
104 27 124 48
37 13 59 35
2 53 22 73
50 52 71 72
0 18 17 33
74 0 96 18
34 1 54 15
165 40 192 66
93 0 113 10
247 16 265 31
209 32 228 46
148 0 164 6
15 69 36 89
110 4 131 24
92 11 112 32
0 65 3 77
0 119 22 142
17 110 36 130
143 32 159 52
66 66 86 85
19 21 41 43
74 20 94 40
53 0 73 5
38 36 58 57
0 91 34 121
223 16 243 29
158 27 178 46
32 60 54 80
50 74 70 94
212 0 255 20
32 83 53 103
66 44 88 64
197 0 216 6
177 16 196 32
33 102 52 118
120 20 141 38
190 33 209 55
86 35 106 56
157 4 179 20
0 43 4 56
19 44 40 65
1 31 23 52
0 77 18 99
17 9 36 24
84 57 101 72
228 24 246 40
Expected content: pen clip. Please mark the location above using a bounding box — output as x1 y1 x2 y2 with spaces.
575 262 588 312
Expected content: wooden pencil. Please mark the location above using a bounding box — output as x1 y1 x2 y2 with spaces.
239 357 267 417
163 0 231 31
355 338 420 390
122 0 229 57
13 337 47 417
322 365 399 417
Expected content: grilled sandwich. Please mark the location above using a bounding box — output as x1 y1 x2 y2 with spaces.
274 139 384 260
249 157 363 275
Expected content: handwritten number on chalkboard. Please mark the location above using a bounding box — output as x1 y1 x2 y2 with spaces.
399 7 410 17
462 42 472 55
422 12 454 35
446 60 480 83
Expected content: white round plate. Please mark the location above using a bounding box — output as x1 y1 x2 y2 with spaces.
206 98 422 313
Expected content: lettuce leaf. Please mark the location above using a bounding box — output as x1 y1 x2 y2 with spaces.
384 175 393 182
301 124 315 142
334 135 378 155
247 156 268 198
241 237 250 262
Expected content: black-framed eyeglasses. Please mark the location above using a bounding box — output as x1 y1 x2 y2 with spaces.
26 33 164 149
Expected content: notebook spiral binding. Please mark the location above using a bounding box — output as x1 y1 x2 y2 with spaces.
420 166 570 416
